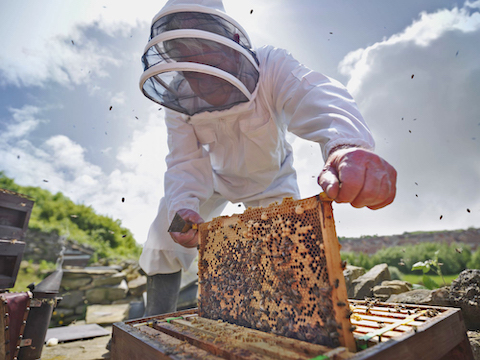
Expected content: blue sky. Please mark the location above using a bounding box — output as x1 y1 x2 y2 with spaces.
1 0 479 245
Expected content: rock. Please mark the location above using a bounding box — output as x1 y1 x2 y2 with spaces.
387 289 433 304
75 304 87 315
128 275 147 297
449 269 480 330
46 338 59 347
85 288 110 304
60 290 85 309
373 280 412 300
92 272 127 287
61 277 92 290
348 263 391 299
112 295 144 305
107 280 129 301
86 304 129 325
343 265 365 290
85 280 129 304
430 287 453 307
63 267 119 277
468 331 480 360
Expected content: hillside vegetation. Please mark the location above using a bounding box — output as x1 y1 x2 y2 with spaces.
1 172 141 262
341 241 480 275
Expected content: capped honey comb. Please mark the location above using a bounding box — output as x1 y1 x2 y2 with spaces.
198 193 355 351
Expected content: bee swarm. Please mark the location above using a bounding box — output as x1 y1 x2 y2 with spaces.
198 194 354 350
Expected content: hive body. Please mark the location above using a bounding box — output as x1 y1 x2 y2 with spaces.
198 194 355 350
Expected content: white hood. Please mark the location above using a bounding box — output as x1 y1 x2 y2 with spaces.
140 0 259 116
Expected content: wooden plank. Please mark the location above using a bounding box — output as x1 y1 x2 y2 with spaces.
351 315 424 329
191 316 339 357
45 324 110 343
318 193 356 352
439 333 475 360
112 321 225 360
153 316 352 360
139 326 225 359
112 322 173 360
154 321 269 360
126 308 198 327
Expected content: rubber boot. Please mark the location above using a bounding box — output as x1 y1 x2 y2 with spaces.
144 270 182 316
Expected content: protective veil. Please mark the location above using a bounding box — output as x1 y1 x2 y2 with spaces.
140 0 259 116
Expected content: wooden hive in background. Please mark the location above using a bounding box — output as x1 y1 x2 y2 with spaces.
0 188 34 241
198 193 356 352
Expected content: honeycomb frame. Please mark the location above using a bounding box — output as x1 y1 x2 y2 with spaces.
197 193 355 351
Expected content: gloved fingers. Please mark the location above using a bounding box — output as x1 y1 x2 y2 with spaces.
350 170 387 208
319 147 397 209
318 165 341 199
170 208 204 248
170 229 199 248
333 160 366 204
176 208 204 225
365 170 397 210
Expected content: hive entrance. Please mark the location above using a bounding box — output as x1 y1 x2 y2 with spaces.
198 194 355 350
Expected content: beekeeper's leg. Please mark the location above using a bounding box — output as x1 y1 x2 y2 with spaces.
145 270 181 315
140 194 228 316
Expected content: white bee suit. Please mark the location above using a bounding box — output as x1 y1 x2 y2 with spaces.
139 0 375 275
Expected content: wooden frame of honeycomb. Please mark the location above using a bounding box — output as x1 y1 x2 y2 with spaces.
198 193 356 352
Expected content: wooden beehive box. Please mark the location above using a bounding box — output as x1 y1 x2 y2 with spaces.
111 193 474 359
0 239 26 290
111 301 474 359
0 189 33 290
197 194 355 351
0 188 34 241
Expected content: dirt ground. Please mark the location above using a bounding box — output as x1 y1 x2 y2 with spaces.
40 327 112 360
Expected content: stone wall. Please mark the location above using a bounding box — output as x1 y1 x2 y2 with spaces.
51 261 146 326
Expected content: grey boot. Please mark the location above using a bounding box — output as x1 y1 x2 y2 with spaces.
144 271 182 316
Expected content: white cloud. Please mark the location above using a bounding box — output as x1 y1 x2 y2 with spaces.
339 2 480 96
0 31 122 88
1 104 169 243
1 106 45 139
327 1 480 236
0 1 165 88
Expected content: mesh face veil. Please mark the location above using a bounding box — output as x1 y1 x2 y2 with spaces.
140 3 260 116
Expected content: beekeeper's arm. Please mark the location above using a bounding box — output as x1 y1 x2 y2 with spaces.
163 109 213 247
262 46 396 209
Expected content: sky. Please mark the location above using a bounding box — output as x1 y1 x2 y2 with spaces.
1 0 479 247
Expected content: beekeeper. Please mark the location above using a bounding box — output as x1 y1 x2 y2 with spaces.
138 0 397 316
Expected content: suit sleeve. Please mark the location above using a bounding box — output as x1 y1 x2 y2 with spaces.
163 109 214 224
259 46 375 160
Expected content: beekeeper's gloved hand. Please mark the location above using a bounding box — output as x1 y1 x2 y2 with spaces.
318 147 397 210
170 209 204 248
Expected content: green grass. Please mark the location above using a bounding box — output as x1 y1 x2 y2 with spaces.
11 260 55 292
401 273 459 287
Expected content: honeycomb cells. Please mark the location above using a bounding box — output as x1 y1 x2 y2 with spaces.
198 196 341 347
